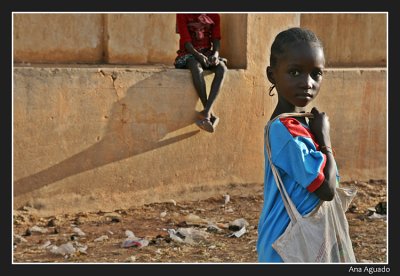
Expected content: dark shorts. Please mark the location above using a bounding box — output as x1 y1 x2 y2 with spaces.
174 54 197 69
174 49 227 69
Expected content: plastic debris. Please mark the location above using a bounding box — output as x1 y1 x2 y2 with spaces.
367 207 376 215
226 218 249 238
125 230 135 238
168 227 209 244
229 218 249 231
49 242 76 256
367 213 386 220
72 227 86 236
375 201 387 215
206 223 224 233
94 235 109 242
121 238 149 248
121 230 149 248
75 242 88 254
168 229 186 243
228 226 247 238
13 234 28 244
367 201 387 219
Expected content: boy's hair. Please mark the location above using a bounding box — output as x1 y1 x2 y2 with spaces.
270 27 323 67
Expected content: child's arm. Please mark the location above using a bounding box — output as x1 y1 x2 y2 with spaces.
184 42 210 68
309 107 338 201
208 39 221 66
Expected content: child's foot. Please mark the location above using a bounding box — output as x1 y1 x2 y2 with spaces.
196 118 214 133
196 111 214 133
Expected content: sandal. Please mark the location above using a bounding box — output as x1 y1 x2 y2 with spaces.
210 114 220 128
196 118 214 133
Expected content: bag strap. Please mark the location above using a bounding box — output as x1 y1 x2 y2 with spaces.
265 112 314 223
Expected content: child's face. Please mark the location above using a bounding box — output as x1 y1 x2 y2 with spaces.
270 42 325 108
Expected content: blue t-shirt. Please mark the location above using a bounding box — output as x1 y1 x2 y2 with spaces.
256 117 337 263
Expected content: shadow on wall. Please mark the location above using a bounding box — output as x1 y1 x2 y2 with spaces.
14 70 200 196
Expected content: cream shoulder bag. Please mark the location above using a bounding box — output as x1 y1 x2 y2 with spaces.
265 112 357 263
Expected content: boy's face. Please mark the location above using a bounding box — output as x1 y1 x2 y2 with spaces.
269 42 325 108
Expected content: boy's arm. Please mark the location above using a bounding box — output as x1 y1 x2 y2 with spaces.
309 107 337 201
184 42 210 68
209 39 221 66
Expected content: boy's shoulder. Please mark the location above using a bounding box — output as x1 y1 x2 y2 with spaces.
267 117 311 148
271 117 311 139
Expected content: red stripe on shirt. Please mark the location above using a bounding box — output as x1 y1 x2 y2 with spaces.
279 117 325 191
307 153 327 192
279 117 319 149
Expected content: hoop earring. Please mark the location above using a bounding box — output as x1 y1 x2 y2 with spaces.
268 85 276 96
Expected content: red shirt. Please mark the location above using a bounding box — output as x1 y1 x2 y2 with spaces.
176 14 221 56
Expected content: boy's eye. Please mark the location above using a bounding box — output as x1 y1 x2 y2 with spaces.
289 70 300 77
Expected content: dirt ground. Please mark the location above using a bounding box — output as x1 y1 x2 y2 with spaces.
12 179 387 264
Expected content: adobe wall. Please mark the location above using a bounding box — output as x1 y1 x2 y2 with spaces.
13 13 387 215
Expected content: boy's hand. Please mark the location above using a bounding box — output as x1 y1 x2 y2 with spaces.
195 53 210 68
309 107 331 147
208 54 220 66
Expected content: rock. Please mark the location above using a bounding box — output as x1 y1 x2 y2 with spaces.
29 225 48 234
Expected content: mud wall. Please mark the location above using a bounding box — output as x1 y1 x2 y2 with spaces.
13 13 387 215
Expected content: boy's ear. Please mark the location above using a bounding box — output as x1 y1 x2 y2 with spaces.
266 66 275 84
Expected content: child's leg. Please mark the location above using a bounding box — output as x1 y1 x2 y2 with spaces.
204 61 227 118
186 58 214 132
186 58 208 113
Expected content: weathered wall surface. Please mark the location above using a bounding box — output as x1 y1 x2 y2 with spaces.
13 13 387 215
13 14 104 63
301 13 387 67
13 13 248 69
312 69 387 180
13 67 266 215
105 14 177 64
